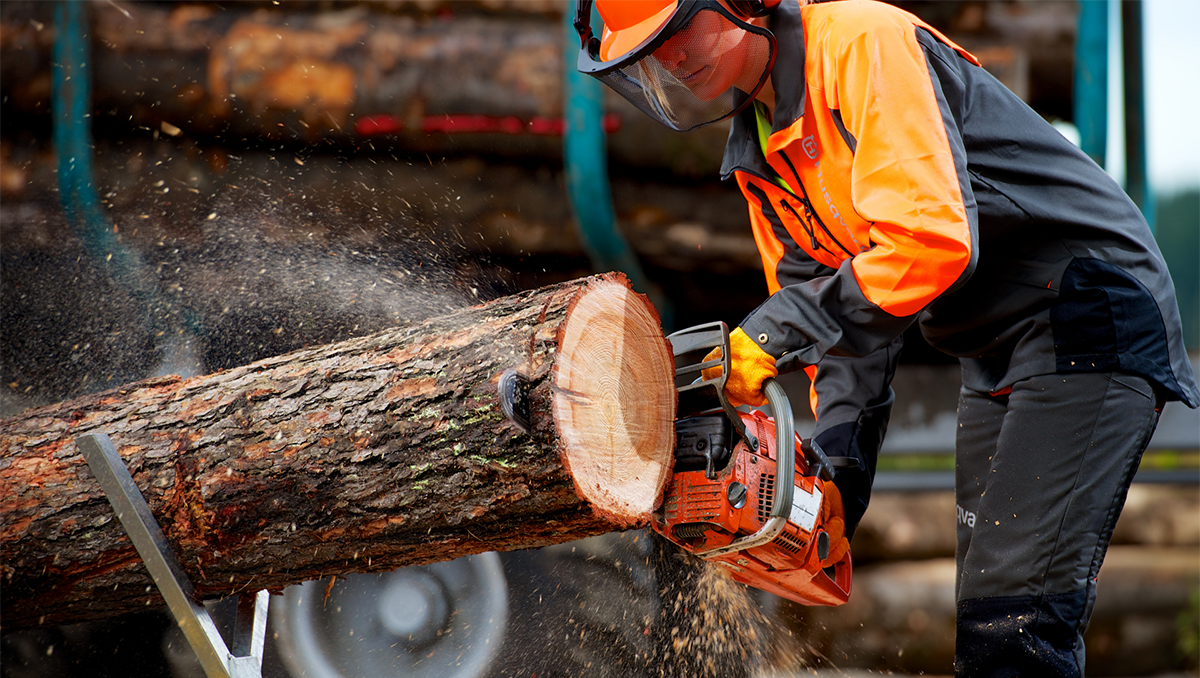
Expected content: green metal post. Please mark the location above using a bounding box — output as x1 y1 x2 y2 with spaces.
54 1 121 264
54 1 200 371
1074 0 1109 167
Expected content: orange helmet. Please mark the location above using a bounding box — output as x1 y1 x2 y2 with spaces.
597 0 676 61
575 0 780 132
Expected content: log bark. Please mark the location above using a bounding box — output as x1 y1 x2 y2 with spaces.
0 272 676 630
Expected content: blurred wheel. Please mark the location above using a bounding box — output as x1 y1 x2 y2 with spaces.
272 552 508 678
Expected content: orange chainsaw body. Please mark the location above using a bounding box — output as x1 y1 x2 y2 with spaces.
656 323 852 607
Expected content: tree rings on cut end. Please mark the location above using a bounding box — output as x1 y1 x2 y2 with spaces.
552 276 676 525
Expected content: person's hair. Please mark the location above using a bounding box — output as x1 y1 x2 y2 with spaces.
637 59 679 125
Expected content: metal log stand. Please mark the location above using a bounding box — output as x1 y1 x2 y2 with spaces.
76 433 268 678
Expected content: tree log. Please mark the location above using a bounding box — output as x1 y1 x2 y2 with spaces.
0 272 676 630
0 1 732 175
0 2 1068 175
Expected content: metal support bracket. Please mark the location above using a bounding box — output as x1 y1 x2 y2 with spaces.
77 433 268 678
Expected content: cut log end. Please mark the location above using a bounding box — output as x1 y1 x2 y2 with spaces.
552 276 676 526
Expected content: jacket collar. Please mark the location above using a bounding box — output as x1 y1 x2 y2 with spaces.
720 1 806 179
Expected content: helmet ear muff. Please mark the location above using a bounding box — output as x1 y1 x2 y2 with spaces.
727 0 780 19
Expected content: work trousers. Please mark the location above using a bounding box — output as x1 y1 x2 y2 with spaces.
953 371 1162 677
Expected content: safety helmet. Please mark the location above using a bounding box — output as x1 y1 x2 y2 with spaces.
574 0 780 132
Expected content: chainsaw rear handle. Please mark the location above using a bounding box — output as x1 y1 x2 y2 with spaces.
761 379 794 521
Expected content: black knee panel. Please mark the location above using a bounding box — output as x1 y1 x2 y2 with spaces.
955 590 1088 678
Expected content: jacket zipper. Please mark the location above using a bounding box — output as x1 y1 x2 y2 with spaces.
776 153 858 258
779 199 821 252
736 163 846 257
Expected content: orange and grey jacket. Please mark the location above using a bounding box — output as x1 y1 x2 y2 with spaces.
724 0 1197 404
723 0 1197 526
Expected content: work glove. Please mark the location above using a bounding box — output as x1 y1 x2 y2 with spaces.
701 327 778 408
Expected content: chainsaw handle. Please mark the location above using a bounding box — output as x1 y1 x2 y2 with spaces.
667 321 755 449
762 378 794 521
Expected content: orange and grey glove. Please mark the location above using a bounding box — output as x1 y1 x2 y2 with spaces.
700 327 778 408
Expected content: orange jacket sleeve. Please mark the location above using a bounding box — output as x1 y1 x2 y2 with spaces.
819 6 978 317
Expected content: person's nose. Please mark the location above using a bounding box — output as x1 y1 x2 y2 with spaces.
654 37 687 70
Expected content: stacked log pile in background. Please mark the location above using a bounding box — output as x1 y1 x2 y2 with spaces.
0 1 731 174
0 0 1075 171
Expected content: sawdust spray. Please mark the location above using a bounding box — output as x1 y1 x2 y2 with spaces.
1 147 498 413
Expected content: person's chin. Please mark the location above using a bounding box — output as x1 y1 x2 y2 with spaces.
691 80 725 102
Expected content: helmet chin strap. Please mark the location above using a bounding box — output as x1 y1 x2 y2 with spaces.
754 75 777 120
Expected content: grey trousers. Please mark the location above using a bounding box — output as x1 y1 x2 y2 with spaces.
953 371 1163 677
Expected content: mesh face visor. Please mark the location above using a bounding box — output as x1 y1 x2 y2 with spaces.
577 2 777 132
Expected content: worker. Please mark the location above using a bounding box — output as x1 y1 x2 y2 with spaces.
574 0 1199 675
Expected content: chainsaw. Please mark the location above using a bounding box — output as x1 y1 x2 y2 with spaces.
654 322 853 607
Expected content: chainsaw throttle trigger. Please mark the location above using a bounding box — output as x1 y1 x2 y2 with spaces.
798 438 860 481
